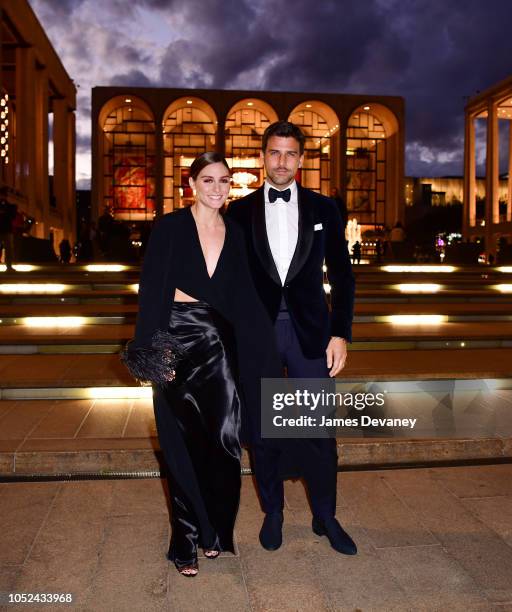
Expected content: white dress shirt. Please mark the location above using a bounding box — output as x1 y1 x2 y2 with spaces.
264 180 299 285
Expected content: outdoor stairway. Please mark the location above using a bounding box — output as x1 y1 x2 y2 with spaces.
1 264 511 477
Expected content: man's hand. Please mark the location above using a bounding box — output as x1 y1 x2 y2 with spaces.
326 337 347 378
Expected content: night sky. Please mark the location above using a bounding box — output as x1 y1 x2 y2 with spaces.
29 0 512 189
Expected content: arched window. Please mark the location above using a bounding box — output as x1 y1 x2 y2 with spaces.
288 101 339 195
162 97 216 211
101 98 156 221
225 99 278 198
346 107 387 226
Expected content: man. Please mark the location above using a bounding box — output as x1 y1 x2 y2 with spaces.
227 121 356 555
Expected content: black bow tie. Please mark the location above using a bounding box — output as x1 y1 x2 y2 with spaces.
268 187 291 203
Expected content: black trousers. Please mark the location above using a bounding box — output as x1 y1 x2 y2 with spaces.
153 302 241 567
252 313 338 519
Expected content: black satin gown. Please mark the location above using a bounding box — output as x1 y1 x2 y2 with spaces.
153 300 241 568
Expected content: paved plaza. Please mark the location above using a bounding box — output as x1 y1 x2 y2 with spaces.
1 267 512 610
1 464 512 611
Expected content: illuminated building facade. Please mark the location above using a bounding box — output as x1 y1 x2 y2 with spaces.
0 0 76 248
92 87 405 233
464 75 512 254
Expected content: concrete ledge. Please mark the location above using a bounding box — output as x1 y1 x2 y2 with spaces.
2 437 511 477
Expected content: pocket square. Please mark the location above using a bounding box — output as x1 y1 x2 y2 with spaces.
314 223 323 231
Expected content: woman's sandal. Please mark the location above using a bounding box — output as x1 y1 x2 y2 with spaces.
177 562 199 577
204 549 220 559
167 548 199 577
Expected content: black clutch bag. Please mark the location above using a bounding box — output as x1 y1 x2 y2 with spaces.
120 330 185 386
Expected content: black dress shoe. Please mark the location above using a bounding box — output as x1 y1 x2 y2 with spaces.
259 511 284 551
312 516 357 555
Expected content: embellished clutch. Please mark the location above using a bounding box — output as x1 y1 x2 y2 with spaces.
120 330 185 386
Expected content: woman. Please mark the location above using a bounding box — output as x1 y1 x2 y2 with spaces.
122 152 279 577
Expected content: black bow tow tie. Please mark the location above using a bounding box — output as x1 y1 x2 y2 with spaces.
268 187 291 203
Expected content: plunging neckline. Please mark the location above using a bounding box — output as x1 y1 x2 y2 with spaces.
188 206 227 280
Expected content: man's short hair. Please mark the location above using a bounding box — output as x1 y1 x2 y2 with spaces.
262 121 305 155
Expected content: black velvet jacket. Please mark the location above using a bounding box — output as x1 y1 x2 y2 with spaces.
226 184 355 358
128 206 281 442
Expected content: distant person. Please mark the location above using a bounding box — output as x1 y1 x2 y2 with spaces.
390 221 406 242
0 201 16 271
352 240 362 264
77 220 93 261
59 239 72 264
330 187 348 230
375 239 383 264
98 206 115 256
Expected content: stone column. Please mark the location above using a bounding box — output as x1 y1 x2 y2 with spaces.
485 98 499 255
508 120 512 223
67 110 76 244
34 66 49 238
53 98 75 242
155 123 164 218
463 112 476 235
216 113 225 157
52 98 67 216
15 47 37 214
339 118 348 215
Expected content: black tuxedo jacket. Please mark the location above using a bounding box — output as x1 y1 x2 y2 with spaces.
226 184 355 359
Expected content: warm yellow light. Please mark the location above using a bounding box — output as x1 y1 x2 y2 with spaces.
86 387 152 399
305 104 312 108
363 105 370 110
383 314 448 325
247 101 254 106
130 283 139 293
85 264 126 272
494 284 512 293
395 283 442 293
382 265 456 273
186 100 193 104
22 317 87 328
323 283 331 294
0 283 67 294
0 264 36 272
124 98 132 103
497 267 512 273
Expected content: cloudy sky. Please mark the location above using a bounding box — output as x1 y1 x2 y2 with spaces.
29 0 512 189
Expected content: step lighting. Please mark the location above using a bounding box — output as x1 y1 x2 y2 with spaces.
86 387 152 399
494 284 512 293
22 316 87 327
85 264 127 272
0 264 37 272
0 283 68 293
395 283 442 293
382 265 456 273
383 314 448 325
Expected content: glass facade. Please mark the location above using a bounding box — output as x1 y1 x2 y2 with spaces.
102 104 156 221
163 103 216 211
346 111 386 226
225 105 272 199
94 90 402 232
289 107 336 195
